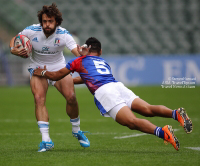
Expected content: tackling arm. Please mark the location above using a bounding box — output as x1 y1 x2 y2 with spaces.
73 76 84 84
33 67 71 81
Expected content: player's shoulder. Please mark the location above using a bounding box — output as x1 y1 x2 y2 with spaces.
55 26 72 36
68 56 86 64
70 55 84 61
24 24 42 32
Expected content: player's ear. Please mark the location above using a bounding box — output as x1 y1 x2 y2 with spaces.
99 49 102 56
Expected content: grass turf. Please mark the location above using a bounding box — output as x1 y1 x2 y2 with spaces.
0 85 199 166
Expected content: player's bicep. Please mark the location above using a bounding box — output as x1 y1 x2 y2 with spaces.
65 34 76 47
19 30 31 39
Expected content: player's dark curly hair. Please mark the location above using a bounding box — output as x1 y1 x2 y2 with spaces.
37 3 63 26
85 37 101 54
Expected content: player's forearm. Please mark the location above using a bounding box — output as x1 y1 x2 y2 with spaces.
73 76 84 84
34 67 71 80
71 47 80 57
10 37 15 48
9 37 16 52
44 71 65 81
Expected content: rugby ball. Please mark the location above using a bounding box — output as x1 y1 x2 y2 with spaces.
14 35 32 58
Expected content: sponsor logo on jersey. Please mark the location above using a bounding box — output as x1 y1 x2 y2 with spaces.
54 38 60 46
42 47 49 51
32 37 38 42
35 50 59 54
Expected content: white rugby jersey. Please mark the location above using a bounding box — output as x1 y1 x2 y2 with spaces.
19 24 77 65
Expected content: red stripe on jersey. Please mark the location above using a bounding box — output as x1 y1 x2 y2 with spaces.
70 56 87 73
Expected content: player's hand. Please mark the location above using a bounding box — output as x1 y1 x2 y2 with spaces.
33 65 47 77
77 44 91 56
11 45 28 58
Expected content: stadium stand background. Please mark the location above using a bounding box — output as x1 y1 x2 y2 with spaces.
0 0 200 85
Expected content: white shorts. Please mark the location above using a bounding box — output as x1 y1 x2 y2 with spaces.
28 61 66 86
94 82 139 120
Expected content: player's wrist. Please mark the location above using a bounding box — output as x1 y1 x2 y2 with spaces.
41 70 47 76
10 47 15 54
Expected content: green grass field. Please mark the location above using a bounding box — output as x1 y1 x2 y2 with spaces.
0 85 199 166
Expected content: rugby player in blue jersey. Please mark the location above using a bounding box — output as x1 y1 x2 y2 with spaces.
34 37 193 151
9 3 90 152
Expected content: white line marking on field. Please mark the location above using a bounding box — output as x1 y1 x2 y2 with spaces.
0 132 130 136
0 128 180 137
0 133 39 136
185 147 200 151
113 129 180 139
0 119 108 123
114 133 148 139
173 129 180 132
0 119 35 123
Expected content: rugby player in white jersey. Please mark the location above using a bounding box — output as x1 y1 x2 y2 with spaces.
9 3 90 152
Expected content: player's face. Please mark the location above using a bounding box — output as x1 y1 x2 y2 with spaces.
42 14 57 36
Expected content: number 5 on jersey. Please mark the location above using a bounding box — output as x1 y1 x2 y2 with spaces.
93 60 110 74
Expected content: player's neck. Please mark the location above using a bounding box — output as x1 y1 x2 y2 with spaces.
88 52 100 57
44 33 53 38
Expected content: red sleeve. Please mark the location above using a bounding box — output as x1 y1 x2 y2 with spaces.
67 56 85 73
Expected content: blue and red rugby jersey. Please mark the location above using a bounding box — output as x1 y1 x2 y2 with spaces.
66 55 117 95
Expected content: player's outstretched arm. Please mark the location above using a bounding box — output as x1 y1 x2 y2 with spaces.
33 66 71 81
9 36 28 57
73 76 84 84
